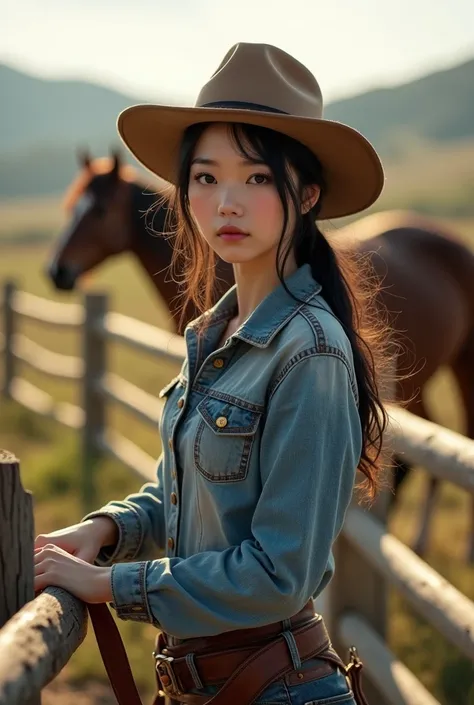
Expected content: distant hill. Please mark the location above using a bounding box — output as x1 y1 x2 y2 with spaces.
0 63 171 155
324 58 474 153
1 56 474 197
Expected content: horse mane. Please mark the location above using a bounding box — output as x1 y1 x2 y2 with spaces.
63 156 167 212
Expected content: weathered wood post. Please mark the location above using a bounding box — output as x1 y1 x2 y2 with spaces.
2 282 16 398
0 449 40 705
81 293 107 513
0 452 88 704
0 449 35 628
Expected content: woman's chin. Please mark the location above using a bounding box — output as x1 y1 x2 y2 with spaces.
213 246 258 265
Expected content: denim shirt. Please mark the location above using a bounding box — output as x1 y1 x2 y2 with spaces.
84 263 362 639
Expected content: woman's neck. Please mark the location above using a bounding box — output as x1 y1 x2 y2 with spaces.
232 251 298 326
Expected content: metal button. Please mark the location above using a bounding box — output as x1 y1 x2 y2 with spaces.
170 492 178 505
168 537 175 550
168 438 173 450
171 469 177 479
177 397 184 408
216 416 228 428
213 358 224 369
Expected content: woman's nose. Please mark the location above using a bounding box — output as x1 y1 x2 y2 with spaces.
217 189 243 217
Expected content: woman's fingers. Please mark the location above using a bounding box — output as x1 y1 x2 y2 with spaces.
34 533 55 549
34 543 60 561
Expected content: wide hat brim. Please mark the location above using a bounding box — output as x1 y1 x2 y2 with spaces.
117 104 384 220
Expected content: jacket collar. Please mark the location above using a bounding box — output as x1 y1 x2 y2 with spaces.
188 264 322 348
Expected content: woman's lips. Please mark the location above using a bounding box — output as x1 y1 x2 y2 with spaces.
217 226 249 241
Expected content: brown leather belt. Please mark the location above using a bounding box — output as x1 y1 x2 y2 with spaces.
151 601 367 705
87 601 368 705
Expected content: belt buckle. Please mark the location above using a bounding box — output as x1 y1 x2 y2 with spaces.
153 651 181 696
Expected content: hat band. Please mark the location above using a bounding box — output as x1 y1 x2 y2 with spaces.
201 100 288 114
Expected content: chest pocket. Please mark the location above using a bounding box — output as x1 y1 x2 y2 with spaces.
194 396 262 482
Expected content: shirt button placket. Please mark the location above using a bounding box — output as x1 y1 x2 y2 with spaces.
167 389 187 557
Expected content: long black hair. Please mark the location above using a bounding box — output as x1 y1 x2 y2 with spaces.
164 121 393 502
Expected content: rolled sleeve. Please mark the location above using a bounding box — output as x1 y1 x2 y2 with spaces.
107 354 362 637
82 455 166 566
110 561 153 622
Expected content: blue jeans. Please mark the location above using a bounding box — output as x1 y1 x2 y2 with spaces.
185 664 356 705
251 669 355 704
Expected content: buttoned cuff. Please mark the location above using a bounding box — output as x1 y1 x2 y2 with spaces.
110 561 158 625
82 506 144 566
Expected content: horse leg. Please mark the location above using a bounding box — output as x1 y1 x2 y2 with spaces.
409 397 440 558
450 331 474 563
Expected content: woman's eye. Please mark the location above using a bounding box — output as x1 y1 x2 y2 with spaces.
195 173 216 185
248 173 271 185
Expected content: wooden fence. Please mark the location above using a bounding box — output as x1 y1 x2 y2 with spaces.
0 281 473 705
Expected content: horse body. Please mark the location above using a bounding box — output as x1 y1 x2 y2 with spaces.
337 216 474 409
47 153 474 560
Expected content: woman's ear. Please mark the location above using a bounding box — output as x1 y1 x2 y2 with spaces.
301 185 321 214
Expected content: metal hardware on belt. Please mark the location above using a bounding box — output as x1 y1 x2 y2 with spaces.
347 645 362 672
153 651 181 695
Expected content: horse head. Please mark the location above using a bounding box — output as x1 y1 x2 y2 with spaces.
47 148 140 290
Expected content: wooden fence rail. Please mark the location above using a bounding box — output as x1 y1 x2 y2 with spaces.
1 281 473 705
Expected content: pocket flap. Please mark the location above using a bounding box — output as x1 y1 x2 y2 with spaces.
197 397 261 436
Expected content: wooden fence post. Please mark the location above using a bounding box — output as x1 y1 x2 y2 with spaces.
0 449 40 704
81 293 107 514
2 281 16 398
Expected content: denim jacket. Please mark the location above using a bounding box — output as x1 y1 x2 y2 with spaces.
84 263 362 639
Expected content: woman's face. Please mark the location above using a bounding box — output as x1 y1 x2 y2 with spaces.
188 123 290 269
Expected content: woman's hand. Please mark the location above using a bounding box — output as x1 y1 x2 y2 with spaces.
34 544 113 603
34 517 119 564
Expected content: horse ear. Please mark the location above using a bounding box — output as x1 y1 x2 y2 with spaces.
77 147 92 170
111 148 121 178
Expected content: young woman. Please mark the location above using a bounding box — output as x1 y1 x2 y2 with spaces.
34 43 391 705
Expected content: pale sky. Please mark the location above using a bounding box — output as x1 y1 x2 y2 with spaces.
3 0 474 105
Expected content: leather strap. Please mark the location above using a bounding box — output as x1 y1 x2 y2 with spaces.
180 618 340 705
88 603 369 705
155 614 330 692
87 603 143 705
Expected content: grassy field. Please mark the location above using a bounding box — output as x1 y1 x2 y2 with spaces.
1 219 474 703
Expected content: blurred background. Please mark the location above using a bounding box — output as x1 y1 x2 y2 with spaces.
1 1 474 703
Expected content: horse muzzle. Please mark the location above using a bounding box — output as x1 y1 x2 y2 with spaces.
47 262 81 291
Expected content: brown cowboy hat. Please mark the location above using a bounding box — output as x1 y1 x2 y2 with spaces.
117 42 384 219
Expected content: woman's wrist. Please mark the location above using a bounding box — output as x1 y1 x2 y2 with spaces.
92 566 114 603
88 516 120 547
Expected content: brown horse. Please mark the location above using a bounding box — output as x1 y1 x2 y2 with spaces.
46 151 474 561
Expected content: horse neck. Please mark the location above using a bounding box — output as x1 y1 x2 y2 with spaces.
127 181 235 333
128 182 198 333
